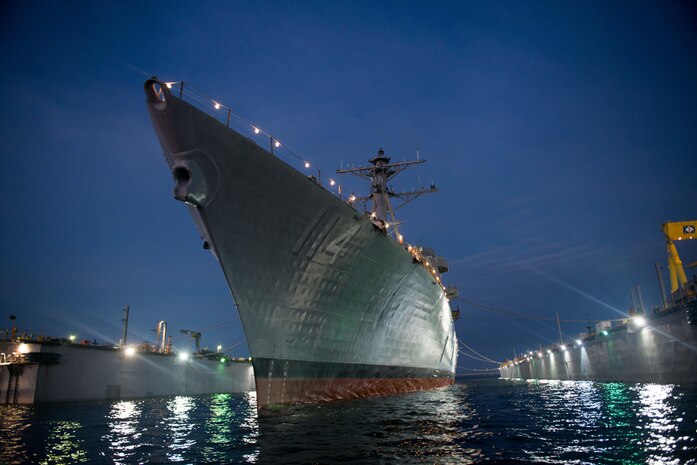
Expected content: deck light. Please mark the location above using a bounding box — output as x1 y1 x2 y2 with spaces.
253 127 260 134
348 194 356 202
329 179 336 186
632 316 646 328
214 102 221 110
217 345 223 352
69 335 76 342
275 141 281 148
125 346 136 357
18 343 29 354
178 352 190 362
575 339 583 346
166 83 172 89
305 162 310 168
560 345 567 351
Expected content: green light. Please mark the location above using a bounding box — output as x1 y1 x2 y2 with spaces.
602 330 609 336
220 357 226 363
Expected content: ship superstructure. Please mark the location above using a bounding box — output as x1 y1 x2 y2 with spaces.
144 78 458 408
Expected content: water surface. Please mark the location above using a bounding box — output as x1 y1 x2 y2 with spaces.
1 379 695 464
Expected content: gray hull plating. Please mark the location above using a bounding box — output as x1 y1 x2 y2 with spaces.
500 303 697 384
145 81 457 405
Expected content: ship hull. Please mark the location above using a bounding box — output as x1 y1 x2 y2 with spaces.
145 80 457 407
500 302 697 384
255 358 453 406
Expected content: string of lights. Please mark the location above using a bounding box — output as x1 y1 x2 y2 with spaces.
158 79 451 301
164 81 335 187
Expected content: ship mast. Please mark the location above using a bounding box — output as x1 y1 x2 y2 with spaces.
336 148 438 237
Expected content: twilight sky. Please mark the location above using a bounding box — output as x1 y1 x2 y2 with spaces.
1 1 696 370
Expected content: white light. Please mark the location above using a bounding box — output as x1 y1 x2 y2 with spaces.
69 335 76 342
125 346 136 357
18 343 29 354
304 162 310 168
632 316 647 328
166 83 172 89
560 345 567 351
348 194 356 202
329 179 335 186
575 339 583 346
397 234 403 243
253 127 260 134
275 141 281 148
537 352 542 357
214 102 221 110
217 345 223 352
178 352 190 362
547 350 552 355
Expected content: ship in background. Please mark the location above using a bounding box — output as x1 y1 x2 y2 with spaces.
144 78 458 408
500 220 697 384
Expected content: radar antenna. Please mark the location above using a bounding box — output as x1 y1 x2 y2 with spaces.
336 148 438 237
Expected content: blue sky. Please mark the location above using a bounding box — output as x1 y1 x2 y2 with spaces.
1 1 695 369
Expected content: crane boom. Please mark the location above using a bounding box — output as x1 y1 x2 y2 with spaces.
662 220 696 294
180 329 201 353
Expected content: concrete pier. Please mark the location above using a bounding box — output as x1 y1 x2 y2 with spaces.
500 304 697 384
0 342 254 404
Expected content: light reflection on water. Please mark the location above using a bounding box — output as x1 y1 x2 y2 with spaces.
255 383 483 464
164 396 196 462
0 379 694 464
0 405 33 464
38 421 88 464
636 384 682 465
105 400 142 463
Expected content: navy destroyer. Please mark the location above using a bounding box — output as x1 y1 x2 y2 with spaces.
500 220 697 384
144 79 458 408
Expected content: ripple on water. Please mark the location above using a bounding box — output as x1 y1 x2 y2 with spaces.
0 380 695 464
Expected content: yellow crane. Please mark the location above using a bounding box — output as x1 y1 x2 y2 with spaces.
662 220 696 297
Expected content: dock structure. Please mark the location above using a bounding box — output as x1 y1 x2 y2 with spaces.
499 303 697 384
0 341 254 404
